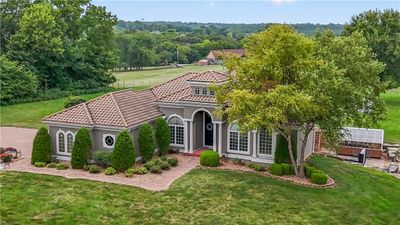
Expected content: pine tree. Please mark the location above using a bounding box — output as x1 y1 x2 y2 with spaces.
71 128 91 169
138 123 155 161
31 127 51 164
154 117 170 156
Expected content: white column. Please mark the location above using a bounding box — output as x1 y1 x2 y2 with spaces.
252 130 257 158
213 123 217 151
218 123 222 155
189 120 194 153
184 121 188 153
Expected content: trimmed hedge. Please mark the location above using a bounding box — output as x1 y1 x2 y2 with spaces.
200 150 220 167
93 150 112 167
31 127 52 164
311 172 328 185
304 165 315 178
281 163 290 175
155 117 170 156
138 123 155 162
112 130 136 172
269 163 283 176
71 128 92 169
274 133 297 164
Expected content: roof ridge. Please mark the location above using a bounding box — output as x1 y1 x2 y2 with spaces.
109 92 128 127
151 71 200 91
155 86 191 102
42 98 92 122
83 103 94 125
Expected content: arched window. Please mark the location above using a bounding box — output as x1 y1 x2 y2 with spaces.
258 129 273 155
57 131 65 153
168 116 184 145
228 122 249 153
66 132 74 153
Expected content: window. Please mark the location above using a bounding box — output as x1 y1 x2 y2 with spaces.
202 88 207 95
228 122 249 153
57 130 75 155
195 88 200 95
58 132 65 153
209 90 215 96
168 116 184 145
103 134 115 148
259 129 273 155
66 132 74 153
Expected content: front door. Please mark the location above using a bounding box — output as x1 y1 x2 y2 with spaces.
204 113 213 146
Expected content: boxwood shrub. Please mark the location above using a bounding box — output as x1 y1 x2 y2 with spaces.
89 164 101 173
281 163 290 175
93 150 113 167
269 163 283 176
304 165 315 178
311 172 328 185
200 150 220 167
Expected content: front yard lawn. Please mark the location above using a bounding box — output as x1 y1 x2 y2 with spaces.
1 156 399 224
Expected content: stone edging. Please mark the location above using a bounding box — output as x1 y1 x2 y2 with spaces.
199 165 336 189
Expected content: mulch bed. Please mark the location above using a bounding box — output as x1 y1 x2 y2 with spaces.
203 158 336 189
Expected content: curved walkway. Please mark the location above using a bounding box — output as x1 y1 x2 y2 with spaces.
0 127 199 191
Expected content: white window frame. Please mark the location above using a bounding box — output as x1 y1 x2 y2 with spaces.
227 122 250 155
103 134 115 149
195 87 200 95
257 129 275 157
202 88 207 95
56 129 75 156
168 115 185 147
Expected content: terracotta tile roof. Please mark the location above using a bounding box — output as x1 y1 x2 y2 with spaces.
152 72 199 99
180 95 217 103
43 90 162 128
187 71 227 83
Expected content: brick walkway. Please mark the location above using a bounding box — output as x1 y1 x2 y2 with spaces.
0 127 199 191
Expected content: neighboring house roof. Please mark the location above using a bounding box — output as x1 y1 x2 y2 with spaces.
207 49 246 59
43 71 226 128
43 89 162 128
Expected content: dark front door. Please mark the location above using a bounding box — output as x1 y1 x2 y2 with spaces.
204 112 213 146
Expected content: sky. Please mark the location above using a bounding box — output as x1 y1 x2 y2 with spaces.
92 0 399 24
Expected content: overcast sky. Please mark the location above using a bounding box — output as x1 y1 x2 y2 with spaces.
92 1 399 24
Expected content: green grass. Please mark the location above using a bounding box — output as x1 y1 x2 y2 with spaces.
1 156 399 224
113 64 225 87
379 87 400 143
0 92 106 129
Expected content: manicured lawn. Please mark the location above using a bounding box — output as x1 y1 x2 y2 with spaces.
113 64 225 87
1 156 399 224
379 88 400 143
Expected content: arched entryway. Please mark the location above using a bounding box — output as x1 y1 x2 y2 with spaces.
191 109 214 150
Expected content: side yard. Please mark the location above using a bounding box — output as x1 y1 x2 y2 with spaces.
378 88 400 143
1 156 399 224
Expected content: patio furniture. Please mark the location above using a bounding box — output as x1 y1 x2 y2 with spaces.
389 163 399 174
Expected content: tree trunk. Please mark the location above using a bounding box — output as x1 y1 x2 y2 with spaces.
286 130 299 176
298 124 314 178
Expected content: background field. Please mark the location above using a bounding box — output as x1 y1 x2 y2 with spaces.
112 64 225 88
378 88 400 143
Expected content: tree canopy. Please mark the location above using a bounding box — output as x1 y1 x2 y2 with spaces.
216 25 385 177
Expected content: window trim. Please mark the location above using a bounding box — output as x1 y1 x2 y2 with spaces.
257 129 274 157
227 121 250 155
202 88 207 95
102 134 115 149
194 87 200 95
168 115 185 147
56 129 75 156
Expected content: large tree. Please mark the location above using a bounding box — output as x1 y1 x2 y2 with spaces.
216 25 385 177
344 9 400 87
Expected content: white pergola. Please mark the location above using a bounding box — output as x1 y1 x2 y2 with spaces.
342 127 384 149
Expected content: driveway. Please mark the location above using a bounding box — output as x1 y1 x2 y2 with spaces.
0 126 199 191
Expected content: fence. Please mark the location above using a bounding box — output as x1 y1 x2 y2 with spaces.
111 79 170 89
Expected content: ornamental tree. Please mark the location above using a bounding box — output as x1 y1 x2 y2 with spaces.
31 127 51 164
112 130 135 171
154 117 170 156
138 123 155 161
71 128 92 169
216 25 385 177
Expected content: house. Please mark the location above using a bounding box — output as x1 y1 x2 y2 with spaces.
206 49 246 64
43 71 315 163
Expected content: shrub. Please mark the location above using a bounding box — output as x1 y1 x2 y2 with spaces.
144 160 157 170
136 167 148 174
281 163 290 175
311 172 328 185
167 157 178 167
125 170 134 177
248 163 258 169
304 165 315 178
274 134 297 164
71 128 92 169
269 163 283 176
112 130 136 172
104 167 117 175
150 165 162 174
155 117 170 155
89 165 101 173
34 162 46 167
56 163 68 170
200 150 220 167
138 123 155 162
46 162 57 168
159 161 170 170
160 156 167 161
233 158 245 165
93 150 113 167
31 127 51 164
83 164 91 171
253 164 265 172
289 164 296 175
64 96 86 109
